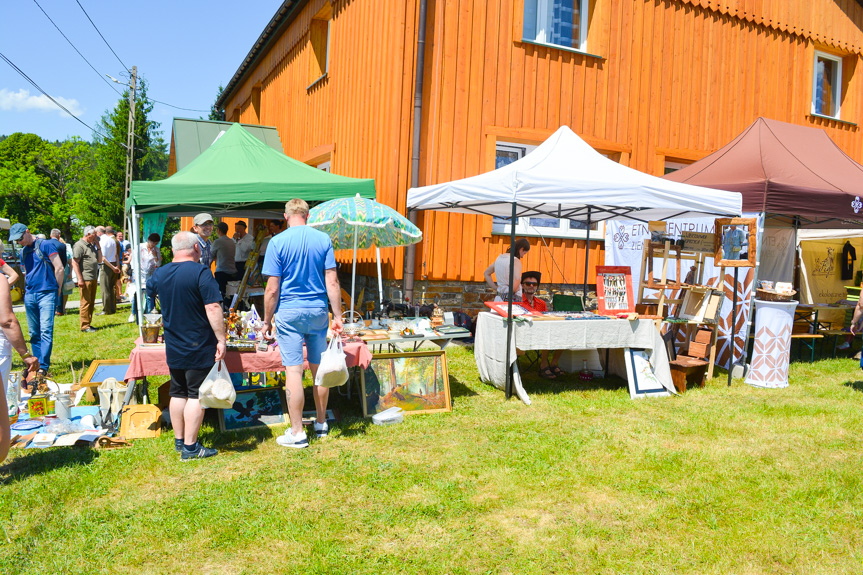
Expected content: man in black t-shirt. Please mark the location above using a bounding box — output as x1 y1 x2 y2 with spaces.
147 231 226 461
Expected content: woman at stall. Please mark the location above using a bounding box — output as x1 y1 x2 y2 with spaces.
484 238 530 302
0 257 40 463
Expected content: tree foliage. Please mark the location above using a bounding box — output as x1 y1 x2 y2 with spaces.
209 85 225 121
87 79 168 228
0 133 96 240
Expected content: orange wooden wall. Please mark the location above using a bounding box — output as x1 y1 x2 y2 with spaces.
221 0 863 285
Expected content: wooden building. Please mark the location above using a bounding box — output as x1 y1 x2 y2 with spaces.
216 0 863 309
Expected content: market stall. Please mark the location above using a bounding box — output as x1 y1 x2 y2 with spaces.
407 125 742 402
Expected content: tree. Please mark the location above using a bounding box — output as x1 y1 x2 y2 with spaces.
88 79 168 228
0 133 96 239
208 85 225 121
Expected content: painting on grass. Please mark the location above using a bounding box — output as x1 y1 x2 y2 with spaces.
231 371 284 391
360 351 451 417
219 388 286 431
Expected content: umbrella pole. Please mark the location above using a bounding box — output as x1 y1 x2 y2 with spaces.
583 207 592 301
376 247 383 309
351 231 358 321
504 202 517 400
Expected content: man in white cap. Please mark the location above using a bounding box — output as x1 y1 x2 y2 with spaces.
193 213 214 269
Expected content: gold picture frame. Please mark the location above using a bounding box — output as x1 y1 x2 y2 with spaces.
360 351 451 417
714 217 756 267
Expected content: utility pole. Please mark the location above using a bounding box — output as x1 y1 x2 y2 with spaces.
123 65 137 239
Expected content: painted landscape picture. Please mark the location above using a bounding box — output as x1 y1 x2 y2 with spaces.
361 351 451 417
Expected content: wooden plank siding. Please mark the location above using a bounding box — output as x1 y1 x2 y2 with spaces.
220 0 863 286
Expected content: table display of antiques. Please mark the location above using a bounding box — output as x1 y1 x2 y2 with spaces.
224 305 268 352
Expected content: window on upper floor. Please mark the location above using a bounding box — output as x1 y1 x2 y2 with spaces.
523 0 588 52
308 3 332 89
812 51 842 119
491 142 603 240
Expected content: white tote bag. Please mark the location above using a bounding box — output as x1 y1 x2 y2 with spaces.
314 337 349 388
198 360 237 409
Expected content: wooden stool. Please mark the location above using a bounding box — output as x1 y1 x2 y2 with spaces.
669 356 708 393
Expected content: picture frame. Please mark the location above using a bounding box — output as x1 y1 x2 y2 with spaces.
624 348 673 399
360 351 451 417
645 241 683 289
678 287 725 324
714 217 757 267
219 388 287 431
80 359 133 401
595 266 635 315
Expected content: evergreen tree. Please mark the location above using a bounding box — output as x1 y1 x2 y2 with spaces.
89 79 168 228
208 85 225 121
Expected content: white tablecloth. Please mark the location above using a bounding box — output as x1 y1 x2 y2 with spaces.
474 312 673 404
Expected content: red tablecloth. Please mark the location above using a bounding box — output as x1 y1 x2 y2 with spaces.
124 338 372 382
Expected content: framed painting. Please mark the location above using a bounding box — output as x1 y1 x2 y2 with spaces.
595 266 635 315
714 217 756 267
80 359 132 401
624 348 674 399
219 388 287 431
360 351 451 417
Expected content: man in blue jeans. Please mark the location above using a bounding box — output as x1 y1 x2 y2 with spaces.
9 223 65 377
263 199 343 448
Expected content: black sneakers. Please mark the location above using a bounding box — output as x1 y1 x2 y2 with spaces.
180 443 218 461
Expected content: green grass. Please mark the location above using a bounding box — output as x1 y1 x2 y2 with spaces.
2 316 863 574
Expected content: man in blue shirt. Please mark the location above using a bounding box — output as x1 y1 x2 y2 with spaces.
148 231 226 460
9 223 65 377
263 199 343 449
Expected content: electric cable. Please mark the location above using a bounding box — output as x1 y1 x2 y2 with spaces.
31 0 122 96
74 0 129 73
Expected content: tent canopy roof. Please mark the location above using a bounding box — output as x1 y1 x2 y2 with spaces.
129 123 375 215
664 117 863 225
406 126 741 222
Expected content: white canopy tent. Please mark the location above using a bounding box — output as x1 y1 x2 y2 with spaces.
406 125 743 399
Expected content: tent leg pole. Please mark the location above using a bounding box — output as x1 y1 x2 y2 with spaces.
583 207 592 301
351 232 358 321
131 206 143 338
504 201 517 400
376 247 383 310
728 266 738 386
738 212 765 376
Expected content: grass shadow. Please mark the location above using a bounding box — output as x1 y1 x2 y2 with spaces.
449 375 478 399
209 425 277 453
0 447 99 485
336 415 372 437
523 372 628 396
844 380 863 393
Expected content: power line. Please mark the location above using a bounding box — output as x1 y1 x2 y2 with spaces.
148 98 208 113
0 50 138 152
31 0 122 97
74 0 129 73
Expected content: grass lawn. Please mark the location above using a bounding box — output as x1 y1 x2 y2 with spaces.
2 312 863 574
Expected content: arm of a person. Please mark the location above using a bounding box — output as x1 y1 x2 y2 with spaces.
325 268 343 334
511 259 522 293
483 262 496 289
0 279 37 370
70 257 83 287
49 252 64 294
204 302 227 361
263 275 280 338
1 263 18 286
851 299 863 335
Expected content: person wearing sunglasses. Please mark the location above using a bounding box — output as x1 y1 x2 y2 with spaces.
521 271 563 379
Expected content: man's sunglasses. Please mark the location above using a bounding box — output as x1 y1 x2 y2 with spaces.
523 281 538 286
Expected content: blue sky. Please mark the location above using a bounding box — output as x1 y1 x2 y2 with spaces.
0 0 283 143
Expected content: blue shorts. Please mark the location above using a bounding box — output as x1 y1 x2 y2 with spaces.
274 307 329 366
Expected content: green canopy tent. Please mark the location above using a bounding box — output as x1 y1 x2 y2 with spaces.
126 122 375 325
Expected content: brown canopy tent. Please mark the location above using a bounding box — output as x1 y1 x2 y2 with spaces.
665 117 863 226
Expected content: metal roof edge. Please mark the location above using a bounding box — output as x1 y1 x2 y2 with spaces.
215 0 310 110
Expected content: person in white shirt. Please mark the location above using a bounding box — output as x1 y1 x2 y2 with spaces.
129 233 162 322
232 221 254 280
99 226 121 315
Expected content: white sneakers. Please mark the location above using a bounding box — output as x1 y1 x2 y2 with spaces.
276 429 309 449
314 421 329 439
127 314 136 323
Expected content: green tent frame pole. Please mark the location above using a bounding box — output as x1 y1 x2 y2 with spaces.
504 201 517 400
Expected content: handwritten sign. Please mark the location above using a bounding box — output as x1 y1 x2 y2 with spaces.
682 232 715 253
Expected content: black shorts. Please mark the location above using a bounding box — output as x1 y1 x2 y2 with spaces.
169 367 211 399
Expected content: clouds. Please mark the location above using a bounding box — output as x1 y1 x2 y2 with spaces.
0 88 84 117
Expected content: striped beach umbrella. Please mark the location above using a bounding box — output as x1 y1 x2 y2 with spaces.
309 194 422 320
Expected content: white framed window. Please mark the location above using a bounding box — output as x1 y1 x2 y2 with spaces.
523 0 588 52
491 142 603 240
812 51 842 119
317 160 331 172
663 160 691 175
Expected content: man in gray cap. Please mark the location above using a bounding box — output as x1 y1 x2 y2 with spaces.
9 223 64 376
193 213 214 269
